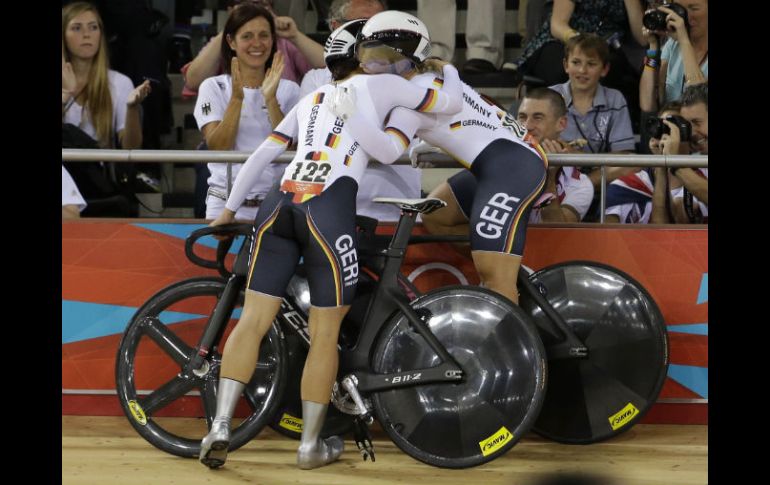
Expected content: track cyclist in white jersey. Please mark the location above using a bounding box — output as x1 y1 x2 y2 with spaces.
330 11 548 305
200 16 462 471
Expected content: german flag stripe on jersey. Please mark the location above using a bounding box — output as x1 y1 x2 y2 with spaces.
306 214 342 306
527 136 549 166
450 121 462 131
267 131 292 145
305 151 329 161
504 173 547 255
246 205 282 288
325 133 340 149
385 127 410 148
314 92 325 104
343 155 352 166
416 89 438 112
432 77 444 88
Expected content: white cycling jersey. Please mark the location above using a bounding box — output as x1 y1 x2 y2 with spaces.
224 65 463 212
338 71 543 166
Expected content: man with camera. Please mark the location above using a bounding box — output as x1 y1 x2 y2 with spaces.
640 0 708 111
605 83 706 224
660 82 707 223
605 101 688 223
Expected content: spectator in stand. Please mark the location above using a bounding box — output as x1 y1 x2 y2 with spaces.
299 0 386 97
182 0 325 99
194 3 300 221
300 0 420 223
185 0 323 219
604 101 686 224
639 0 707 110
416 0 506 73
516 0 646 127
518 88 594 223
662 82 707 223
62 2 151 215
548 33 636 221
62 2 151 150
62 165 87 219
638 0 707 151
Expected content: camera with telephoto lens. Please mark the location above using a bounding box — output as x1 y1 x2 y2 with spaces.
645 114 691 141
643 1 689 32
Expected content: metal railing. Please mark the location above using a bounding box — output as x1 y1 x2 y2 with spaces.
62 149 708 223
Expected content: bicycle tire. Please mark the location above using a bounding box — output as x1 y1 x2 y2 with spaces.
371 286 547 468
115 277 288 458
519 261 668 444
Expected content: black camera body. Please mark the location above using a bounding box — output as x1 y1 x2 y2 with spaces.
643 1 689 32
646 114 692 141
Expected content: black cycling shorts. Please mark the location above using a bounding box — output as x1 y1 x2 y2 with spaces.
246 176 359 307
446 139 546 256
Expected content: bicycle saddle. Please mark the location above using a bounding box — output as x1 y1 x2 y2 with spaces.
372 197 447 214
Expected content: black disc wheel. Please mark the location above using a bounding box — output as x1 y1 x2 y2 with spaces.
115 277 287 458
371 286 547 468
519 261 668 444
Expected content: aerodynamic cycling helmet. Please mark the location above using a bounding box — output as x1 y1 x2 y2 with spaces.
357 11 432 64
324 18 368 66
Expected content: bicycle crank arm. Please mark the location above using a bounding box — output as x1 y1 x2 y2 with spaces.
341 375 372 417
354 363 464 393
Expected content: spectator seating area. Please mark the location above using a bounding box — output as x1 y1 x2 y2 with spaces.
145 0 530 217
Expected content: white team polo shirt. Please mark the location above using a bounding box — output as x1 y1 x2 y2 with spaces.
194 74 300 200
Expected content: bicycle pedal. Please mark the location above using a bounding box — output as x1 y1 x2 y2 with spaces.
360 447 375 462
353 417 375 462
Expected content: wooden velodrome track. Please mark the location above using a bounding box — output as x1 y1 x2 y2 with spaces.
62 416 706 484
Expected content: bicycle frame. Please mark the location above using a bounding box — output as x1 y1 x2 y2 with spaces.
340 210 464 393
187 271 246 377
183 214 465 396
185 210 589 397
517 270 588 360
406 233 591 361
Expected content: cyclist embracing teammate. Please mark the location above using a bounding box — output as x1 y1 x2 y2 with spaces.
203 14 463 470
330 12 547 305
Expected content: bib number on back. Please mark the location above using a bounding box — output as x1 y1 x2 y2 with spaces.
291 162 332 183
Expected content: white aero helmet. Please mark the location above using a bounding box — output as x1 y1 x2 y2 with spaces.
358 11 431 64
324 19 368 66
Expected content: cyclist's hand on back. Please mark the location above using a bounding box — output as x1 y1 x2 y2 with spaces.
210 208 236 240
408 140 442 168
329 84 357 121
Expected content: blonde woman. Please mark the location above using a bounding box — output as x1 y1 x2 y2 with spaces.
62 1 151 149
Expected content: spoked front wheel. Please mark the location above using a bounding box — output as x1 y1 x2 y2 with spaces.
519 261 668 444
371 286 547 468
115 277 287 458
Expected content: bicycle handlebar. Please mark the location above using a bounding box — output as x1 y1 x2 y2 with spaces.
184 223 254 277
